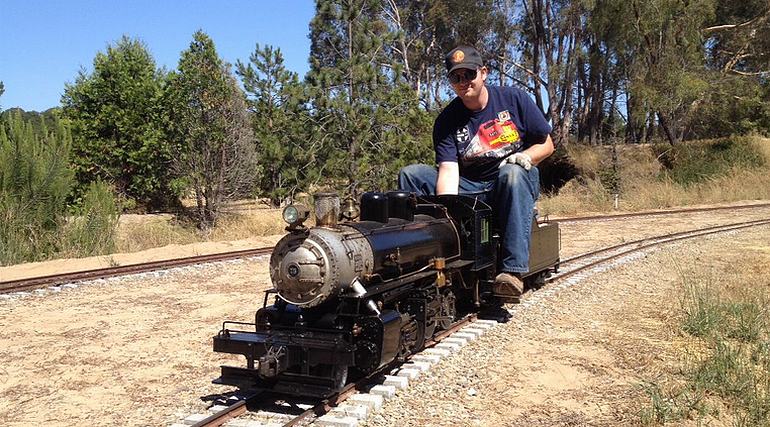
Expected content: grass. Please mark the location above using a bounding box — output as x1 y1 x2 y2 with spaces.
115 208 285 253
638 259 770 426
540 136 770 215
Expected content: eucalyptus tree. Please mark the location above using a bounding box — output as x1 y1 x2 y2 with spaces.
381 0 500 110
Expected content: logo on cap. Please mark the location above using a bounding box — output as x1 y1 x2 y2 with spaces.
452 50 465 63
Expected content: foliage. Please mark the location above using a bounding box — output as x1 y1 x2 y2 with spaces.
61 36 177 211
687 73 770 138
538 137 770 215
637 259 770 426
655 136 765 186
61 180 120 257
0 110 119 265
307 0 433 197
0 110 74 264
165 30 258 229
237 44 317 205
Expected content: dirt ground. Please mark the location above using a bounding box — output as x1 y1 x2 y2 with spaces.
1 203 769 426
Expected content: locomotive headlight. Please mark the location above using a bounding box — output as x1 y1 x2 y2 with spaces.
282 204 310 228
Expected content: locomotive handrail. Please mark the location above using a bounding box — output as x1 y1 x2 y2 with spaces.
218 320 259 336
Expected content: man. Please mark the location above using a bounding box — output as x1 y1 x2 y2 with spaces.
398 45 554 303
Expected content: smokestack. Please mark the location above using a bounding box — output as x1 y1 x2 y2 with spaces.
314 193 340 228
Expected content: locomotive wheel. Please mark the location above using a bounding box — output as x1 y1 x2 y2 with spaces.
332 365 348 390
439 290 456 330
315 364 349 390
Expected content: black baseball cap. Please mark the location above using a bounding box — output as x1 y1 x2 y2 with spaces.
445 45 484 74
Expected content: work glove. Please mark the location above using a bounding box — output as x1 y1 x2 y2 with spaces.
499 152 532 171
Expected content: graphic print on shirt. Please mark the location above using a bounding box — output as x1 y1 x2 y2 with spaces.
459 110 522 161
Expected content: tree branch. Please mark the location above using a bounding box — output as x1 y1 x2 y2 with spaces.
703 15 763 32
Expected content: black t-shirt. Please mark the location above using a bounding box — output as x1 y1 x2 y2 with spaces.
433 85 552 181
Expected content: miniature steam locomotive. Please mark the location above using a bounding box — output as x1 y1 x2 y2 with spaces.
212 191 559 397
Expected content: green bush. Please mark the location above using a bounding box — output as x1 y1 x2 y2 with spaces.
0 110 120 265
62 180 120 257
655 137 765 186
0 110 74 265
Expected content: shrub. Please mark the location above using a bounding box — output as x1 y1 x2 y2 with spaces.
655 137 765 186
61 181 120 257
0 110 74 265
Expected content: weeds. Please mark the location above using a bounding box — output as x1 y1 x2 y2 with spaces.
640 266 770 425
639 380 707 425
540 136 770 216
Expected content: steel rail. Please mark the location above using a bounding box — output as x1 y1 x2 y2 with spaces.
190 216 770 426
549 218 770 283
559 218 770 266
190 391 264 427
552 201 770 223
189 315 478 427
282 314 478 426
0 246 273 294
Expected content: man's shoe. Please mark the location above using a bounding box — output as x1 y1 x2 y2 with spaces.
494 272 524 303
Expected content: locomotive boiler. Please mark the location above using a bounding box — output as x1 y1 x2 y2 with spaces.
212 191 559 397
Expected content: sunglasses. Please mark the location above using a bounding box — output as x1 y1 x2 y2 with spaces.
448 69 478 84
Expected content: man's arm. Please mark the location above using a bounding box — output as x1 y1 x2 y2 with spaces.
436 161 460 195
522 135 555 166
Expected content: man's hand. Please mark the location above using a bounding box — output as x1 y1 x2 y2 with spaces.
499 152 532 171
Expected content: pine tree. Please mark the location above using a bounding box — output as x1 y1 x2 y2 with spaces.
308 0 432 196
237 44 316 205
61 36 176 210
165 31 257 229
0 110 74 264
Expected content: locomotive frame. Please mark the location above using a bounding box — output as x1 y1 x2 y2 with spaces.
212 192 559 397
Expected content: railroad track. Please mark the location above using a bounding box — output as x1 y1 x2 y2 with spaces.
3 201 769 296
550 201 770 223
0 247 273 294
183 315 479 427
549 217 770 283
172 218 770 427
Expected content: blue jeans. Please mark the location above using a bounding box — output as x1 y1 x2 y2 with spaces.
398 163 540 274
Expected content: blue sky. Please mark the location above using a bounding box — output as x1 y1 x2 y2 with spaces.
0 0 315 111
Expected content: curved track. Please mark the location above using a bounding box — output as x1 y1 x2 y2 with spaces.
551 201 770 223
550 218 770 283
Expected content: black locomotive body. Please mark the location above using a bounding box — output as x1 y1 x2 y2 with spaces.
212 192 559 397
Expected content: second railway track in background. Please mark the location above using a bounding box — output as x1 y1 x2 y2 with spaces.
2 201 769 296
0 247 274 295
550 217 770 283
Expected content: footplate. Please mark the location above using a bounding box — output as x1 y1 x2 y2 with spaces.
212 323 355 397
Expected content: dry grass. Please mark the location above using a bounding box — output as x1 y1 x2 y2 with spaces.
115 208 285 253
540 137 770 216
638 245 770 425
